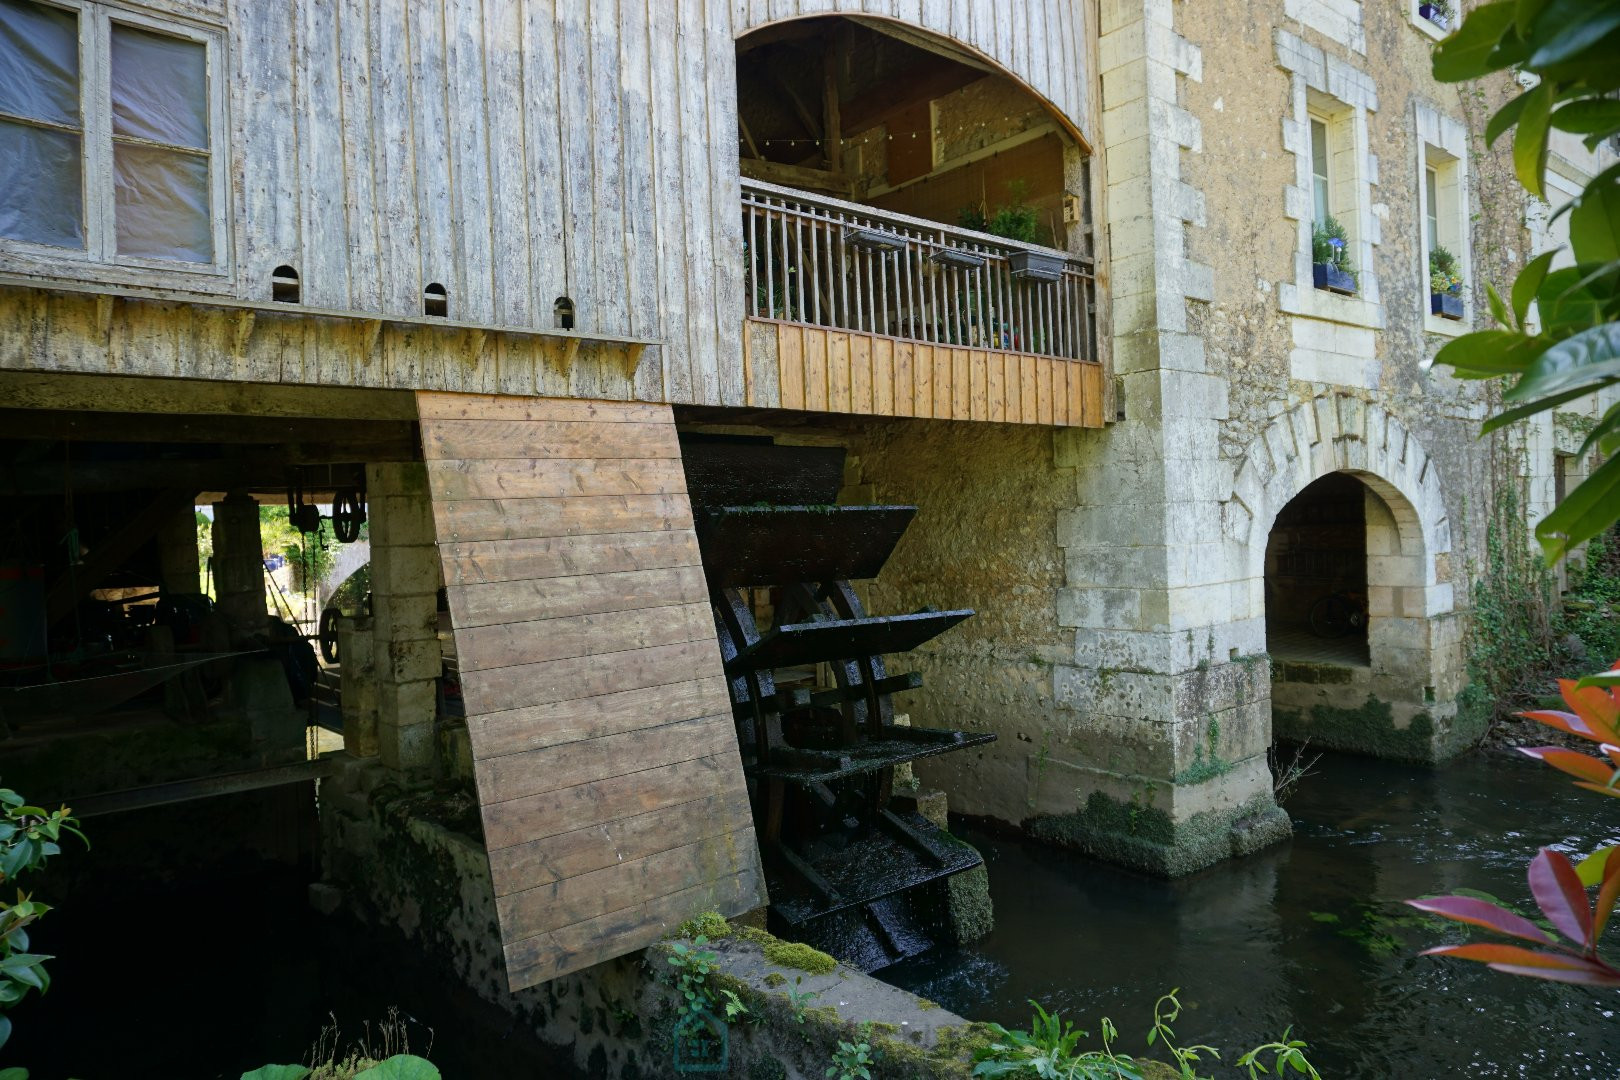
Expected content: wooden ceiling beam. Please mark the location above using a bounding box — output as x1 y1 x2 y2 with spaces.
0 409 419 450
840 62 983 139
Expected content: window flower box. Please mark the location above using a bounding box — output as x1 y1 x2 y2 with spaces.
1313 262 1357 295
1418 4 1450 31
1431 291 1464 320
1008 250 1065 282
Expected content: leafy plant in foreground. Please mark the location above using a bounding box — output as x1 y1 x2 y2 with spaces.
1409 662 1620 985
0 787 86 1050
1425 1 1620 561
1310 217 1356 281
970 991 1321 1080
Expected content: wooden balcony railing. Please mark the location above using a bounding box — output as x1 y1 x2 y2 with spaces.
741 178 1097 365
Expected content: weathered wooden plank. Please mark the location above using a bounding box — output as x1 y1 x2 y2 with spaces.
777 322 805 410
431 493 695 543
912 342 932 417
450 565 709 629
468 675 730 760
476 713 735 806
988 349 1006 422
497 826 756 941
454 601 715 673
953 348 971 419
804 324 829 412
426 457 686 501
458 637 723 719
933 346 952 419
411 0 456 315
1020 351 1039 422
504 864 762 990
485 0 534 328
337 0 381 312
872 336 894 415
421 419 682 459
418 393 673 423
439 530 701 586
488 788 752 896
481 750 743 851
828 330 852 413
849 333 872 413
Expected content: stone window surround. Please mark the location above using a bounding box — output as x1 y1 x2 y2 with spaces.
1414 102 1472 343
1406 0 1451 42
1284 0 1366 55
0 0 231 287
1276 31 1381 328
1275 29 1382 389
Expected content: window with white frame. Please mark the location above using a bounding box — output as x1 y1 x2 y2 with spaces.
1416 117 1469 330
0 0 225 269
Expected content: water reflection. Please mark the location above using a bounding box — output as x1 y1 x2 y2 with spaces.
881 752 1620 1078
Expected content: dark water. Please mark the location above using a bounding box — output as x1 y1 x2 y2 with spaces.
882 752 1620 1079
2 791 579 1080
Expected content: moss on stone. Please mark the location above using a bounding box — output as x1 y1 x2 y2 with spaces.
1027 789 1291 877
1274 694 1452 763
762 971 787 988
944 864 995 944
674 910 732 940
761 940 837 975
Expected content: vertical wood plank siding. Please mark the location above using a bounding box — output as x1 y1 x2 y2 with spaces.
7 2 1096 418
418 392 763 991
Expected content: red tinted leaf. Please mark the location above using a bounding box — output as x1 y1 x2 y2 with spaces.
1421 943 1588 968
1405 896 1556 944
1558 679 1620 735
1488 961 1620 987
1518 746 1618 786
1520 709 1615 743
1573 782 1620 799
1595 844 1620 942
1530 848 1594 947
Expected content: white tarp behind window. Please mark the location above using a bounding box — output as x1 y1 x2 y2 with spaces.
110 23 210 262
0 0 84 248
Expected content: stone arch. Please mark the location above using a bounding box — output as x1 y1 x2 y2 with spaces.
1223 393 1465 762
1225 393 1453 624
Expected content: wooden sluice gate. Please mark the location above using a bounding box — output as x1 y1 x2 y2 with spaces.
682 436 994 968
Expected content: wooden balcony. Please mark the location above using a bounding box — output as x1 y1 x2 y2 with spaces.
740 179 1104 427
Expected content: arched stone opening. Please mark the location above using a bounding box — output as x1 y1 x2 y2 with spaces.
1227 396 1472 763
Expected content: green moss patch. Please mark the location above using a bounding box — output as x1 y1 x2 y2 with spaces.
760 939 836 975
1027 790 1290 877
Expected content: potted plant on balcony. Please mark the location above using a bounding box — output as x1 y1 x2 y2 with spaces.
1429 245 1465 319
1418 0 1453 31
1311 217 1358 296
963 182 1065 282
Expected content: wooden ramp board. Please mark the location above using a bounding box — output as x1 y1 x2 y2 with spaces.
417 391 763 991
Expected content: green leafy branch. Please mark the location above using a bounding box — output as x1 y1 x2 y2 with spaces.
1427 0 1620 562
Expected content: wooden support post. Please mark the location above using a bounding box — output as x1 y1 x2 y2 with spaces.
823 37 842 175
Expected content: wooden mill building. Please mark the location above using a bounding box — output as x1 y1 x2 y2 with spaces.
0 0 1544 995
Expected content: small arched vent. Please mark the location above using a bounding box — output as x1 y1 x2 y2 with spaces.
553 296 576 330
423 282 448 318
271 265 300 303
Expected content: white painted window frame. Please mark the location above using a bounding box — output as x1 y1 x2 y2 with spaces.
1407 0 1451 42
1415 103 1471 341
1275 30 1382 332
0 0 230 284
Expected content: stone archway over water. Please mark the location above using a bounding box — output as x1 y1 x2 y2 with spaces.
1223 394 1473 763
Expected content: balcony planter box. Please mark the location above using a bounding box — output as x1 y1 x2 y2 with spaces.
1008 250 1065 282
1418 4 1449 30
1431 291 1464 320
1312 262 1357 296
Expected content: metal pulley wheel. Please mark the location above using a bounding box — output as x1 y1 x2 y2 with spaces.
287 479 322 534
332 488 367 543
319 606 342 664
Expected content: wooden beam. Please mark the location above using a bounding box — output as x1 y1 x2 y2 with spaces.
4 459 368 496
735 19 825 54
841 63 982 139
0 409 418 448
47 488 198 624
766 67 821 142
738 114 761 159
0 371 418 421
822 38 842 174
738 158 852 197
